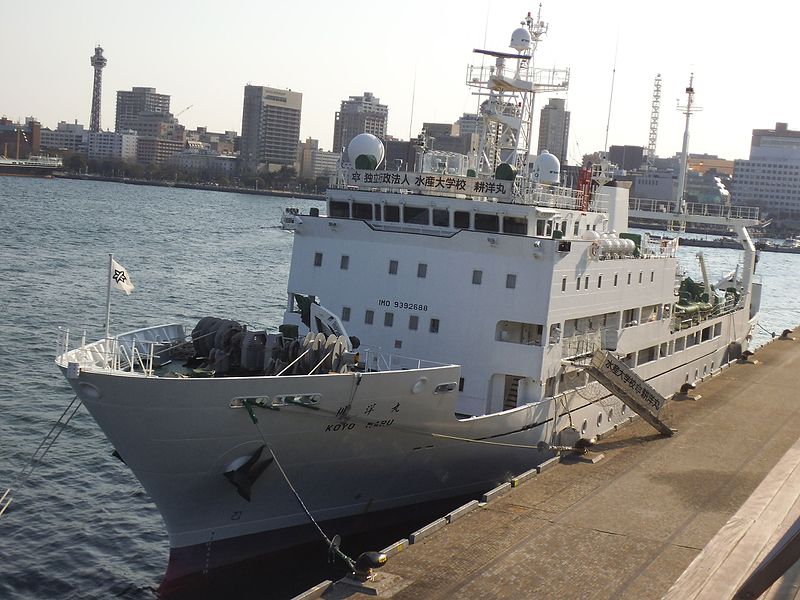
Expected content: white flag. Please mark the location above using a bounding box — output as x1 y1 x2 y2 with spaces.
110 258 135 295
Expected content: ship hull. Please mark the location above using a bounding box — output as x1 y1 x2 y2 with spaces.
60 309 755 590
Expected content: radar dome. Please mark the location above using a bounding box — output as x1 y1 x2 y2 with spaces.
532 150 561 185
348 133 385 170
510 27 532 52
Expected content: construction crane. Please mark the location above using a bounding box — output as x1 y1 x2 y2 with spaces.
175 104 193 118
646 74 661 171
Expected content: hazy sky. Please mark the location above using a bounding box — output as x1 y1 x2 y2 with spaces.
3 1 795 163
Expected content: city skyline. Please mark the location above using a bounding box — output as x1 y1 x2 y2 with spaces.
4 0 798 163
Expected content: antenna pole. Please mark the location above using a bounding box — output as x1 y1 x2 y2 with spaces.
603 36 619 153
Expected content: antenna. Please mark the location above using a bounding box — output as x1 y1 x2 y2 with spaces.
603 35 619 153
646 74 662 171
408 68 417 140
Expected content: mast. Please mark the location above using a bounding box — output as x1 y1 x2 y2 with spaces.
675 73 701 214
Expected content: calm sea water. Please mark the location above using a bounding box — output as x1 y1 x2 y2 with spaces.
0 177 798 599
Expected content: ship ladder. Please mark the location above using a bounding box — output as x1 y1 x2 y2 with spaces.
583 350 675 437
0 395 83 518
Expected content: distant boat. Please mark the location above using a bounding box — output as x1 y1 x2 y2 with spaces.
0 155 63 178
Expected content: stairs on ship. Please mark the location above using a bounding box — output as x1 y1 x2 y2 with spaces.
584 350 675 437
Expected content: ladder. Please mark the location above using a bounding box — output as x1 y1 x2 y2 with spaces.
585 350 675 437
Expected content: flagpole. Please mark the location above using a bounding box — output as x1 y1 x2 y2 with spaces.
105 253 113 340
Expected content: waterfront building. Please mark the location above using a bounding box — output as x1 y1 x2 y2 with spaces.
733 122 800 223
0 116 41 158
185 127 237 155
87 129 138 161
609 145 645 172
39 121 88 153
167 149 238 180
115 87 170 133
332 92 388 155
240 85 302 172
537 97 570 165
124 112 185 164
297 138 340 180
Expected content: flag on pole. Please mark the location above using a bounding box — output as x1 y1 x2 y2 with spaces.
110 258 134 295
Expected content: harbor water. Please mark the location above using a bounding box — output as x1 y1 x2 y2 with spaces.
1 177 798 599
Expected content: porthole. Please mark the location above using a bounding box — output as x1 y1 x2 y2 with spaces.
608 408 614 421
581 419 588 434
621 404 627 415
597 412 603 427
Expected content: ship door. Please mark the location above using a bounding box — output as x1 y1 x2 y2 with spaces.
503 375 523 410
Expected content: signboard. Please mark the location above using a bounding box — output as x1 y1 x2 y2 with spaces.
343 169 514 200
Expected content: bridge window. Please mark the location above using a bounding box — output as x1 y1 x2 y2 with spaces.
433 209 449 227
389 260 398 274
365 310 374 325
384 205 400 222
475 213 500 232
373 204 382 220
417 263 428 278
503 216 527 235
496 320 543 346
506 274 517 289
340 255 349 270
314 252 323 267
404 205 429 224
473 270 483 285
454 211 470 229
329 201 350 218
341 306 351 321
352 202 372 219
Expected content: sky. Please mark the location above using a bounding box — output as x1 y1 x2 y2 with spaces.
3 0 797 164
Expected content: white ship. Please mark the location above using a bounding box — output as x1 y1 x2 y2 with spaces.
55 10 762 593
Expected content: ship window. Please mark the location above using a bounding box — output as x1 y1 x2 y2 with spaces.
561 277 566 292
546 221 553 236
475 213 500 232
454 211 470 229
573 221 580 236
458 377 464 392
389 260 398 274
713 323 722 337
313 252 323 267
473 270 483 285
341 306 351 321
576 277 581 291
650 270 655 283
536 219 546 236
384 312 394 327
561 220 568 233
384 205 400 222
365 309 374 325
701 326 712 342
627 272 632 285
433 208 449 227
598 275 602 288
506 274 517 289
614 273 618 287
394 340 402 349
352 202 372 219
639 271 643 284
340 255 349 270
417 263 428 278
675 336 685 351
503 216 527 235
373 204 382 220
329 201 350 218
409 315 419 330
404 205 429 224
584 276 589 289
496 321 543 345
430 318 440 333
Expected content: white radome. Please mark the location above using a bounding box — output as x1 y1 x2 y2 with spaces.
348 133 385 170
510 27 532 52
532 150 560 185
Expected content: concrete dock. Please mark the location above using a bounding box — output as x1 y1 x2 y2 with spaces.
299 330 800 600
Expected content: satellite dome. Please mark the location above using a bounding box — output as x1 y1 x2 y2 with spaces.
348 133 385 170
510 27 532 52
532 150 561 185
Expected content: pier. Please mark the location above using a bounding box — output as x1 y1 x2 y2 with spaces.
297 329 800 599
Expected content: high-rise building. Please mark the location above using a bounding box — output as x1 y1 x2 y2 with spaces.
87 130 138 161
115 87 170 133
240 85 302 171
89 46 107 133
537 98 570 165
297 138 341 180
733 122 800 222
332 92 388 155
